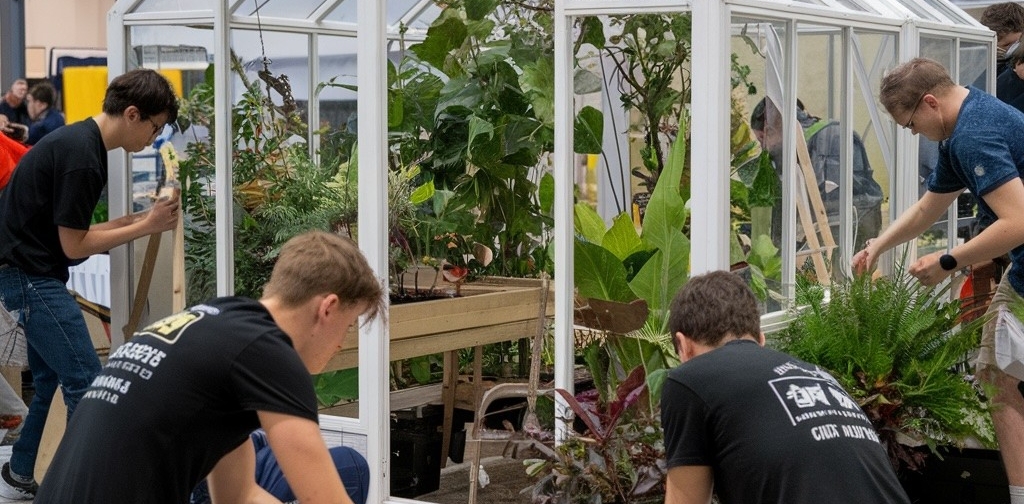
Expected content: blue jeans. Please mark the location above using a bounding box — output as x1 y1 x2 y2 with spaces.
0 266 102 479
190 431 370 504
255 439 369 503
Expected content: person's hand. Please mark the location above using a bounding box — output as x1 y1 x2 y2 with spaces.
142 187 180 234
851 238 879 275
3 123 27 142
908 251 951 286
0 114 10 133
1015 61 1024 81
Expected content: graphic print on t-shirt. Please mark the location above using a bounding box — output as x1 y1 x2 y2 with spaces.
137 305 216 344
768 364 880 444
83 305 221 406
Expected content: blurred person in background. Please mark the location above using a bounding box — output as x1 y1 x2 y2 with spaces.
0 80 29 138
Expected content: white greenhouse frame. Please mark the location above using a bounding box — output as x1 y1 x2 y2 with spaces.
104 0 993 503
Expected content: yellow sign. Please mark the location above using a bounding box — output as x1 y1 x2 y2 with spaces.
62 67 183 124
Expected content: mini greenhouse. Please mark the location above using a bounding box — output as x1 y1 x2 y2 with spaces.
101 0 994 502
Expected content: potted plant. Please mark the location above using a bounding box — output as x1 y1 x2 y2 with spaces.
526 365 667 504
775 268 998 497
571 127 688 398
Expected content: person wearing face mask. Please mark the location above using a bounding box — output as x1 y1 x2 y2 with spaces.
982 2 1024 69
982 3 1024 111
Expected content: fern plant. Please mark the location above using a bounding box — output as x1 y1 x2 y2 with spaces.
776 269 995 474
177 68 357 301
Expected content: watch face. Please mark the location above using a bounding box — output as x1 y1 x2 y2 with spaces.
940 254 957 271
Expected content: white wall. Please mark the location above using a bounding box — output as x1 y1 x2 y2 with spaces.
24 0 114 77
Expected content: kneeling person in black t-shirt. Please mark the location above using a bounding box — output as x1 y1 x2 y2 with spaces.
661 271 909 504
35 231 386 504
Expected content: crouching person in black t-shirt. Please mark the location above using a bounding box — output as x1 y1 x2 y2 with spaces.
34 231 386 504
661 271 909 504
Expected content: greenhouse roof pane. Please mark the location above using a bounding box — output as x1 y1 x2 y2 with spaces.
557 0 983 28
324 0 356 23
833 0 869 11
914 0 977 24
134 0 211 13
892 0 941 21
129 0 438 27
239 0 328 19
323 0 425 25
124 0 979 36
387 0 426 25
752 0 986 23
756 0 898 17
407 3 441 30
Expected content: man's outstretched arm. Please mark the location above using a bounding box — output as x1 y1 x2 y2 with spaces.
852 189 961 274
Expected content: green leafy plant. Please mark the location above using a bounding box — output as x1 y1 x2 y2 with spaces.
539 130 685 502
776 269 995 474
576 14 690 197
576 13 757 207
744 234 782 302
176 62 364 407
572 125 688 394
388 1 563 278
176 61 356 303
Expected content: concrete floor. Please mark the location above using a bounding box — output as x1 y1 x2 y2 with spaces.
415 455 535 504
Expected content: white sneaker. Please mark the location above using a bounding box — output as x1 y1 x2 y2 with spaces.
0 462 35 500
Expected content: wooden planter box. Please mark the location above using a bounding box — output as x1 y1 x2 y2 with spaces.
324 276 553 371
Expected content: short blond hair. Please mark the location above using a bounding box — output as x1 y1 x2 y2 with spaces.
879 57 956 117
263 231 385 322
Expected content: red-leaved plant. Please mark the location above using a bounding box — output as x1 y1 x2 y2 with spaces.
526 365 666 504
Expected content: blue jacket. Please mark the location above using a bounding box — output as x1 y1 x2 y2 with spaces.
25 109 65 145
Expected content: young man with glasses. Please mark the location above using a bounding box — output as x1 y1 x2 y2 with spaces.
853 56 1024 504
0 68 180 499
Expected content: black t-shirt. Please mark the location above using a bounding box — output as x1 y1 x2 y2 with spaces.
35 297 318 504
0 119 107 282
661 339 909 504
